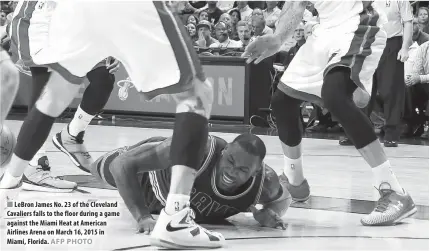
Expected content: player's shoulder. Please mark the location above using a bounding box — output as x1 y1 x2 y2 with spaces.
258 164 282 204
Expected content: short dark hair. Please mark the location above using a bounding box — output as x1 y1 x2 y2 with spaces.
232 133 266 160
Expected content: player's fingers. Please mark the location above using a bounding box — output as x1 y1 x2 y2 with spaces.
249 205 258 214
246 52 261 64
275 222 286 230
254 50 271 64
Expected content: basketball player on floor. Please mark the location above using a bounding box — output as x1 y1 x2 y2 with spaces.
18 58 120 193
89 134 291 233
243 1 416 226
1 1 224 249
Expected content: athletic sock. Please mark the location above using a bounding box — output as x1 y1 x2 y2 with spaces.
372 160 404 194
165 194 191 215
283 155 305 186
68 105 94 137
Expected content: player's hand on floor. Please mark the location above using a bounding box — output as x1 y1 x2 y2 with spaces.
242 34 282 64
250 206 286 230
137 216 156 235
106 57 120 74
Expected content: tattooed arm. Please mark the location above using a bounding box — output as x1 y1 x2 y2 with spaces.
274 1 309 45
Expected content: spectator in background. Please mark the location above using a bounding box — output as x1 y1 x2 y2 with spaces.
219 13 238 41
263 1 281 30
236 1 253 22
229 9 241 40
186 14 199 26
406 41 429 139
198 10 209 22
251 16 273 40
417 7 429 34
237 21 252 47
251 8 264 19
196 20 218 47
413 17 429 45
281 22 305 70
6 1 17 25
210 21 242 48
206 1 223 24
186 23 199 44
0 11 6 27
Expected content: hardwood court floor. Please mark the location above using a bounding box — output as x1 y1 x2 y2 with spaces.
0 120 428 250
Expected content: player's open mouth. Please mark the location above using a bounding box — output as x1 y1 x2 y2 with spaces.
223 174 233 184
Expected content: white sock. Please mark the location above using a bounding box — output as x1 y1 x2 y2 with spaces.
283 155 304 186
165 194 190 215
29 148 47 166
0 171 22 188
68 105 94 137
372 160 403 194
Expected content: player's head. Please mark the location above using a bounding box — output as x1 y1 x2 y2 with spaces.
216 134 266 192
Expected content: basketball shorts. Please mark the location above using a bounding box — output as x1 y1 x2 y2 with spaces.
279 10 387 108
9 1 204 99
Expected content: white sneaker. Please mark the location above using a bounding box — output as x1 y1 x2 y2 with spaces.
150 206 225 249
0 179 23 217
23 156 77 193
52 126 93 173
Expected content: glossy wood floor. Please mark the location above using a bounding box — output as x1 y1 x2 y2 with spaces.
1 120 428 250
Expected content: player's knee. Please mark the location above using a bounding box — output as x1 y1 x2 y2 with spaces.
173 78 214 119
35 79 82 117
87 67 115 93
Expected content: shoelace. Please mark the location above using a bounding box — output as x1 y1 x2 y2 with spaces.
35 167 61 181
374 190 393 213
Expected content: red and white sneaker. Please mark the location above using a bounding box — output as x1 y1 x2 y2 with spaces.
150 206 225 249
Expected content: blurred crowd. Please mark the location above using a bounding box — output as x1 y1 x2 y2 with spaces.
177 1 318 56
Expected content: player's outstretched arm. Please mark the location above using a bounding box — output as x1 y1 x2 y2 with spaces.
251 165 292 229
242 1 308 64
108 138 170 234
274 1 309 45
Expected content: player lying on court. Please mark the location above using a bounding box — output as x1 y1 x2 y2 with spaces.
89 133 292 233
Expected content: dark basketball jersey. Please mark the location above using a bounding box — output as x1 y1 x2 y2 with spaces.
93 135 265 222
149 136 265 222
